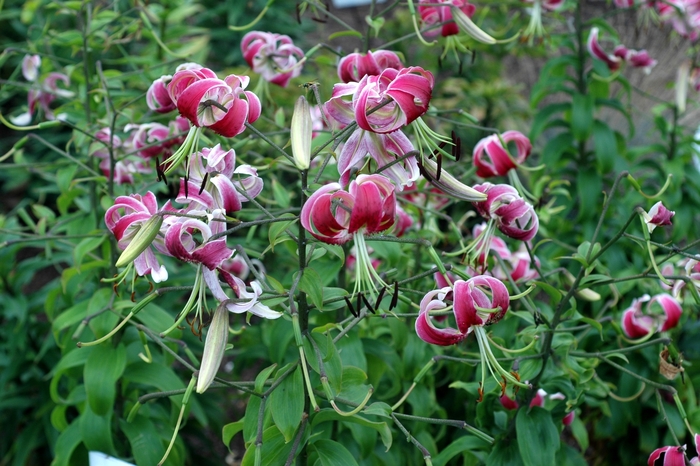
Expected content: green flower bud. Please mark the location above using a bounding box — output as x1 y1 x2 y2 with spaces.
291 95 312 170
196 303 229 393
115 214 163 268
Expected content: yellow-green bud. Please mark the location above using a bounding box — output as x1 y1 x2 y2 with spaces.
115 214 163 268
291 95 312 170
196 303 230 393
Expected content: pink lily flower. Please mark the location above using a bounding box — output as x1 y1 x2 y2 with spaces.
418 0 476 38
614 0 636 7
613 46 658 74
648 434 700 466
337 128 419 189
146 75 176 113
169 68 261 138
241 31 304 87
22 54 41 82
621 293 683 338
124 122 175 159
657 0 700 40
301 174 397 245
499 394 519 410
104 192 170 282
587 27 622 71
642 201 675 234
302 174 397 298
91 128 151 185
473 131 532 178
473 183 539 241
176 144 263 214
337 50 404 83
164 209 233 271
12 70 73 126
325 66 434 134
415 276 529 400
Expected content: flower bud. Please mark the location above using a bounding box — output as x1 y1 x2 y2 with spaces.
196 303 230 393
291 95 312 170
115 214 163 268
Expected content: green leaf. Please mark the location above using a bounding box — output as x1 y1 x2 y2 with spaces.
272 178 291 209
84 343 126 415
269 366 304 442
311 409 393 452
312 439 359 466
433 435 491 466
73 235 106 270
530 103 570 141
80 405 116 455
516 407 560 466
241 425 294 466
243 395 263 446
50 420 82 466
298 268 324 311
571 93 594 142
222 420 244 451
266 213 297 252
486 439 524 466
542 132 574 166
593 120 617 173
576 167 602 222
580 317 603 339
119 416 165 466
255 363 278 394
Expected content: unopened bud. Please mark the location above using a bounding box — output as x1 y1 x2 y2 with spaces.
291 95 312 170
196 303 230 393
676 61 689 114
115 214 163 268
450 6 497 44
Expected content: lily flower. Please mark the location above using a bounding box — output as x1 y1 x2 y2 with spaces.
337 128 419 190
176 144 263 215
325 66 434 134
170 71 261 138
104 192 170 282
146 75 176 113
11 69 73 126
22 54 41 82
648 434 700 466
301 174 396 297
473 183 539 241
241 31 304 87
91 128 150 185
337 50 404 83
418 0 476 38
587 28 622 71
522 0 564 40
473 131 532 178
641 201 675 234
613 46 658 74
621 293 683 338
415 276 530 400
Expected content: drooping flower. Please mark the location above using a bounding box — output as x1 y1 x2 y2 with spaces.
521 0 564 41
613 46 658 74
336 128 419 189
473 131 532 178
301 174 396 245
22 54 41 82
146 75 176 113
648 434 700 466
621 293 683 338
241 31 304 87
90 128 150 185
301 174 397 298
104 192 170 282
415 276 529 400
587 27 622 71
11 67 73 126
641 201 675 234
175 144 263 215
473 183 539 241
418 0 476 38
169 70 261 138
337 50 404 83
325 66 434 134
